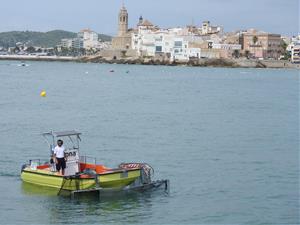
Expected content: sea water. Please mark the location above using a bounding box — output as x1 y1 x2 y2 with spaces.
0 61 298 224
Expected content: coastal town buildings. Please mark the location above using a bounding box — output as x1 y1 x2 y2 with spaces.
108 4 236 61
1 3 296 63
108 5 291 62
131 20 243 61
239 29 282 59
131 22 202 62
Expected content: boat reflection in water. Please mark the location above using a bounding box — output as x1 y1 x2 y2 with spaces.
22 180 161 224
22 176 167 200
21 182 61 197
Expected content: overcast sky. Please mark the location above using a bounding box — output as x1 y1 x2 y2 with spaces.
0 0 298 36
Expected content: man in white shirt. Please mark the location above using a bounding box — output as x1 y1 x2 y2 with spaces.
53 139 66 175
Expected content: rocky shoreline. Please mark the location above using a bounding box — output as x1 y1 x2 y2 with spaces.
0 55 298 69
79 56 298 69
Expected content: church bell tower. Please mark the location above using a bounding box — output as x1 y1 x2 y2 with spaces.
118 4 128 36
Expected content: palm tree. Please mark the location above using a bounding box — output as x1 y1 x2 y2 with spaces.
252 36 258 58
245 50 250 59
253 35 258 44
233 49 240 58
121 50 127 58
26 46 35 54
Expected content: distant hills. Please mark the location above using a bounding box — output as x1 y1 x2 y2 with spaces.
0 30 112 48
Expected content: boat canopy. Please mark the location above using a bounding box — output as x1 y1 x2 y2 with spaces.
42 130 82 176
42 130 82 154
43 130 81 138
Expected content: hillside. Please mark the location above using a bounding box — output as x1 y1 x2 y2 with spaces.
0 30 112 48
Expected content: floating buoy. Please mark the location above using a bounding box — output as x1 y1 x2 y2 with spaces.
40 91 46 97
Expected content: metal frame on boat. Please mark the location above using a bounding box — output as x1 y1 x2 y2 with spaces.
21 130 169 197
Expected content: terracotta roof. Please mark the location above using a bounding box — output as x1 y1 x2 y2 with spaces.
245 29 268 35
140 19 154 27
80 28 93 32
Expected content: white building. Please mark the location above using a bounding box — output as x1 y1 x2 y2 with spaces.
61 29 100 50
171 37 201 61
131 19 202 62
200 21 223 35
291 44 300 63
96 41 112 50
72 38 84 49
212 43 241 50
61 39 73 48
61 38 83 49
287 35 300 63
78 29 99 49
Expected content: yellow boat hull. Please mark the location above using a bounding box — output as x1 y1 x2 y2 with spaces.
21 168 141 191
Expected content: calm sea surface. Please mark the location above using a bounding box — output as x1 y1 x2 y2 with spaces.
0 61 298 225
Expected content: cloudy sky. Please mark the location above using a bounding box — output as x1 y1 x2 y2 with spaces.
0 0 298 36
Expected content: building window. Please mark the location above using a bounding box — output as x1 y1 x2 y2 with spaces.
155 46 162 52
174 41 182 47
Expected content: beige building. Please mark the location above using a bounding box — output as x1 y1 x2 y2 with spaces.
224 32 241 44
240 29 282 59
200 21 223 35
111 5 132 50
291 44 300 63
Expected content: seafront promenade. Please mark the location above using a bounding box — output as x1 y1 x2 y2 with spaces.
0 55 77 61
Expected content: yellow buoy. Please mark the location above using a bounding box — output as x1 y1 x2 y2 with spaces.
40 91 46 97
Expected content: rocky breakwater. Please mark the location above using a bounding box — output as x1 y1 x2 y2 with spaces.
80 55 296 68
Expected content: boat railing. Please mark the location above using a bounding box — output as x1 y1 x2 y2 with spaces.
28 159 41 165
80 155 97 166
26 159 44 170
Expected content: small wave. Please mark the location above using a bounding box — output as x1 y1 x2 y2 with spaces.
17 64 30 67
0 171 20 177
240 71 251 74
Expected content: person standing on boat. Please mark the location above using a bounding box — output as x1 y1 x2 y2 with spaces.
53 140 66 176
